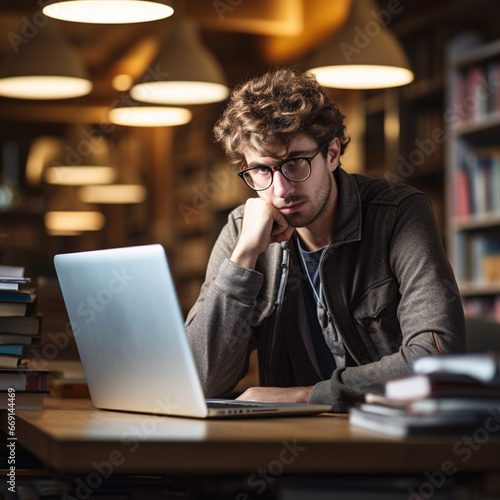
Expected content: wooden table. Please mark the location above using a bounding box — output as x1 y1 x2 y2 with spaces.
4 397 500 477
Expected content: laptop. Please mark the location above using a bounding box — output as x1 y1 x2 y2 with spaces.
54 244 332 418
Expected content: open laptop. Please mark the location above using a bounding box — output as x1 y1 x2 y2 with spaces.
54 244 332 418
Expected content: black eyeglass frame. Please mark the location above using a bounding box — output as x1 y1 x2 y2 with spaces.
237 146 325 192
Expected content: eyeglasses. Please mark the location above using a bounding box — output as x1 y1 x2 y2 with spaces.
238 146 324 191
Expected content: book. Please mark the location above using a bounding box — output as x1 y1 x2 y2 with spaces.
466 64 489 121
0 290 37 317
0 265 28 291
0 333 41 345
0 344 24 356
0 354 22 368
0 288 35 302
349 403 499 438
0 315 42 336
412 352 500 384
454 166 471 218
0 389 49 410
364 392 500 415
384 371 500 401
0 368 49 391
0 301 29 317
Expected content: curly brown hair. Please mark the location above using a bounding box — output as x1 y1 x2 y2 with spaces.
213 67 350 165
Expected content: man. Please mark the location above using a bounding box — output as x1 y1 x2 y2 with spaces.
185 67 466 412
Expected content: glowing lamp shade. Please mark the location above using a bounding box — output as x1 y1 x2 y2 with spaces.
79 184 147 204
0 76 92 100
44 166 117 185
132 81 229 106
310 65 413 90
131 19 229 105
108 105 192 127
308 0 414 90
0 22 92 100
45 211 106 232
43 0 174 24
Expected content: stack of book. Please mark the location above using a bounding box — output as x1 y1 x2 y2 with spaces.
0 265 49 409
0 367 50 409
0 265 42 369
349 352 500 437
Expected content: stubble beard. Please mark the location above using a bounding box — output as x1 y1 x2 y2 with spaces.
282 172 333 229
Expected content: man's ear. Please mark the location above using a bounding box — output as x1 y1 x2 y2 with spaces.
327 137 341 172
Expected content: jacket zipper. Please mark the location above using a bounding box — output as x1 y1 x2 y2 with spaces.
320 247 359 365
267 244 290 384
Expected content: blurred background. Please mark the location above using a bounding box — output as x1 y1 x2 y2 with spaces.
1 0 500 353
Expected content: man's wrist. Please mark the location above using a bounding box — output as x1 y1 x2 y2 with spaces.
230 246 259 270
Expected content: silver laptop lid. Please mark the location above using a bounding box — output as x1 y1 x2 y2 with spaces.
54 244 209 418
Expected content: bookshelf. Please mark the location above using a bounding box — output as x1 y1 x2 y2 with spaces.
360 26 448 238
446 33 500 323
171 108 252 315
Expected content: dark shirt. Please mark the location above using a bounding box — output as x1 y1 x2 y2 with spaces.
297 239 337 379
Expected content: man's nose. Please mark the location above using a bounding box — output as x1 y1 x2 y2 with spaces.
272 170 294 198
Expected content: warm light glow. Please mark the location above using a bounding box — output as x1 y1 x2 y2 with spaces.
45 211 106 232
46 229 84 236
43 1 174 24
309 65 414 90
131 81 230 105
108 106 192 127
25 137 64 187
0 76 92 100
44 166 117 185
79 184 147 204
112 74 134 92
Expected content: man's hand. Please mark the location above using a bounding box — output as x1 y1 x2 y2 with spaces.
236 386 313 404
230 198 294 269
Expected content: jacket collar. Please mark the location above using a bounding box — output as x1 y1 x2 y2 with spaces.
331 167 362 246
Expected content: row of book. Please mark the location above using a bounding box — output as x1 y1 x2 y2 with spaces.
455 149 500 219
454 232 500 286
0 265 49 409
454 62 500 124
463 296 500 323
350 352 500 437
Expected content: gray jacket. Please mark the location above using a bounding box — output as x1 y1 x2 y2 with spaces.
186 167 466 412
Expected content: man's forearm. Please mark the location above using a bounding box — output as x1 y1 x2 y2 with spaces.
186 259 264 397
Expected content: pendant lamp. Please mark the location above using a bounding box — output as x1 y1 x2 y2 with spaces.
78 184 147 203
130 18 229 105
44 211 106 232
308 0 414 89
44 166 117 185
43 0 174 24
43 126 117 185
108 102 192 126
0 22 92 100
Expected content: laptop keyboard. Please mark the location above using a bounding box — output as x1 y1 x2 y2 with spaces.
206 401 265 409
